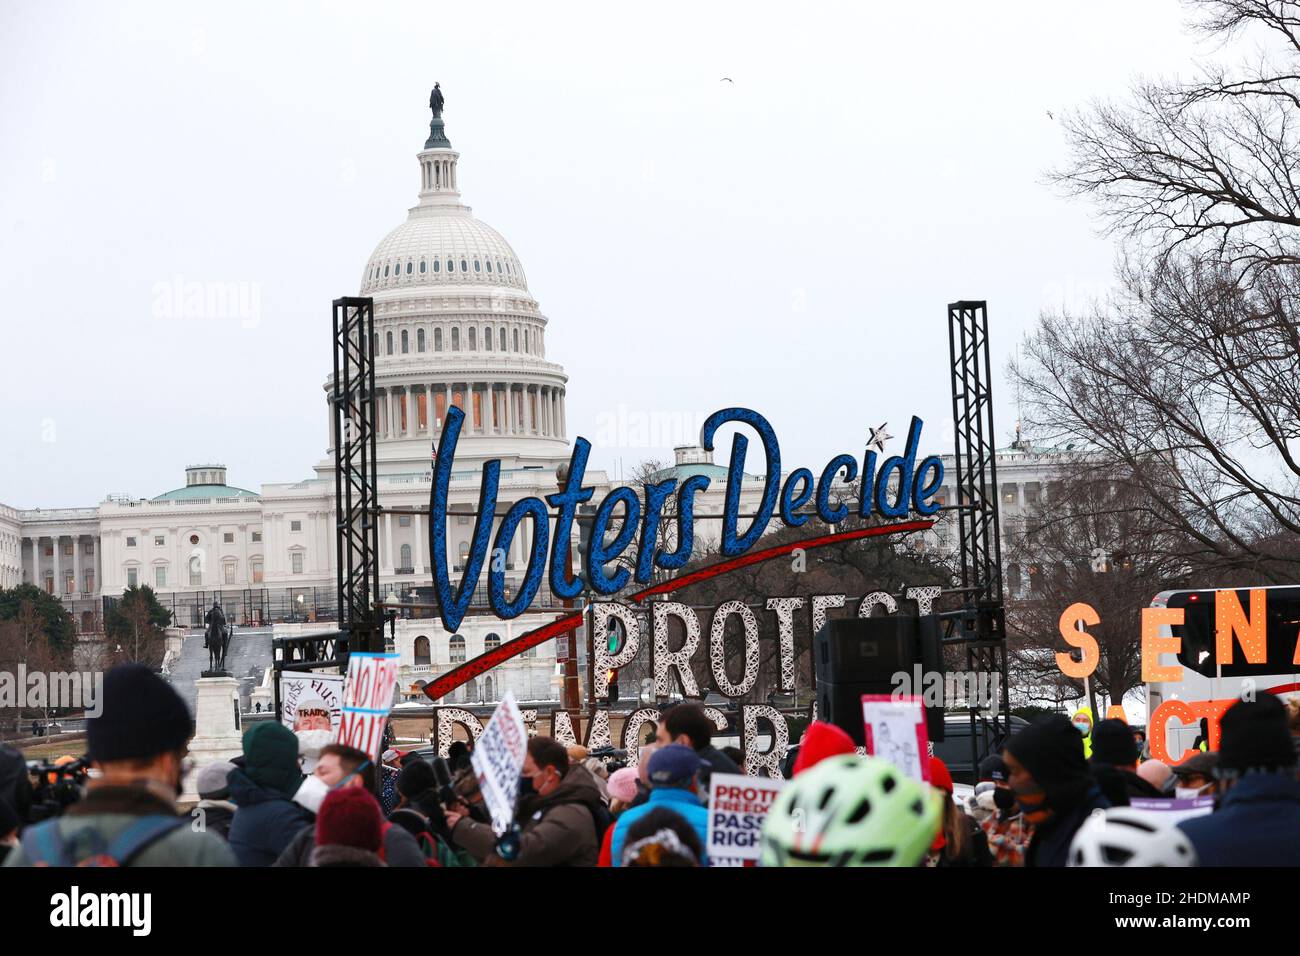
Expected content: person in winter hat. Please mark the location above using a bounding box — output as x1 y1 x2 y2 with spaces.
1003 713 1110 867
1178 694 1300 866
227 722 312 866
1089 718 1163 805
310 787 386 867
610 744 710 867
970 754 1029 867
928 757 992 867
607 767 640 813
447 736 607 866
4 664 234 867
791 720 857 777
274 744 427 867
193 760 237 841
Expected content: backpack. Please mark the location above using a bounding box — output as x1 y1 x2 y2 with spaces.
21 815 189 867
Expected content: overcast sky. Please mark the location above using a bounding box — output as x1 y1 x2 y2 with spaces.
0 0 1217 508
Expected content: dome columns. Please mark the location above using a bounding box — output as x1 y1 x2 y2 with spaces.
367 379 565 443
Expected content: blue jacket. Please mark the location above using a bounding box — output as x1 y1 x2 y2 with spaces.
227 768 314 867
610 787 709 867
1178 773 1300 867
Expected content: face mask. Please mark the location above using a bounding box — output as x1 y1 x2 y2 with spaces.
1012 781 1051 823
1175 784 1208 801
295 729 335 772
293 774 330 814
1073 722 1090 736
518 774 536 797
992 786 1016 812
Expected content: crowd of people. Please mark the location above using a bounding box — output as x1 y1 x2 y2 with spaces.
1 662 1299 868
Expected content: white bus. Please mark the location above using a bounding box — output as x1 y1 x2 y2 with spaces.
1145 586 1300 764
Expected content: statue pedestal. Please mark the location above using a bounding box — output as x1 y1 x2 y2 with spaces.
182 676 245 802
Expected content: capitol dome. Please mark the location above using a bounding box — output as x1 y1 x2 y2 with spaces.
324 91 570 477
360 214 528 295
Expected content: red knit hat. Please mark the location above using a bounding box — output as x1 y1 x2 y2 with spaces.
792 721 858 776
929 756 954 793
929 756 954 853
315 786 383 851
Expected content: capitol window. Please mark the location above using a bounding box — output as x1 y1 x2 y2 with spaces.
434 328 443 350
432 259 440 273
513 329 519 351
485 260 492 273
291 552 304 574
384 265 390 277
451 328 460 350
386 331 393 355
485 633 500 652
485 328 493 351
474 259 481 272
460 259 468 272
401 329 409 353
449 635 466 664
406 262 413 274
468 327 477 350
127 567 138 588
417 328 425 352
419 260 426 273
155 566 166 588
446 258 453 273
414 636 431 666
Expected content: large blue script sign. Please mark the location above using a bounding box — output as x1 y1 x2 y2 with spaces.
428 406 944 631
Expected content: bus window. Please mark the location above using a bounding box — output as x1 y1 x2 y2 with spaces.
1170 589 1300 678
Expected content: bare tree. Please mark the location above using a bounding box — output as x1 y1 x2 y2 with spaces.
1053 0 1300 282
1004 469 1186 714
1016 1 1300 583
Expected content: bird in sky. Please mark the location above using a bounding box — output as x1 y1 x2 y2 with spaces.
1046 109 1054 120
720 77 734 84
867 423 892 455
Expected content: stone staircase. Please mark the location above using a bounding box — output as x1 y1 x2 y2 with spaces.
167 626 274 715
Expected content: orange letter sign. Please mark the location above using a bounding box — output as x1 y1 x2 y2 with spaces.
1216 589 1267 666
1056 603 1100 679
1142 607 1184 683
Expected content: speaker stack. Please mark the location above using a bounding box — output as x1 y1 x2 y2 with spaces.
813 615 945 745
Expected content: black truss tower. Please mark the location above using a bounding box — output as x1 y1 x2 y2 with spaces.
332 296 382 659
946 301 1011 776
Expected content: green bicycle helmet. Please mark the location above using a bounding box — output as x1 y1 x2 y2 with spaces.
761 754 942 867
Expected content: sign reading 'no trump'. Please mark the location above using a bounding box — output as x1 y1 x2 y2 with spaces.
336 652 400 762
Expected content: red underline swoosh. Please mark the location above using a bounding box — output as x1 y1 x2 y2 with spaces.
421 518 933 702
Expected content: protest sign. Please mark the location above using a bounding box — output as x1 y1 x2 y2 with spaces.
279 673 344 734
706 772 785 863
1128 796 1215 824
862 694 930 782
471 690 529 836
336 652 400 762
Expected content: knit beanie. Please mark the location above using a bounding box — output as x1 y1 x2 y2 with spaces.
792 721 857 776
1004 714 1091 810
1090 718 1139 767
1219 694 1297 774
242 722 304 797
316 786 383 851
87 664 192 763
396 758 438 799
196 760 236 800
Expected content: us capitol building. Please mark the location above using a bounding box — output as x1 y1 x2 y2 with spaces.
0 93 772 705
0 90 1061 705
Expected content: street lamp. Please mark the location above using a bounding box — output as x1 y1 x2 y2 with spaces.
385 590 400 643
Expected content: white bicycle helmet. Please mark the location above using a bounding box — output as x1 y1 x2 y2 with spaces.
1068 806 1198 867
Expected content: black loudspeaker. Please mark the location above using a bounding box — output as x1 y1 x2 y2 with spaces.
813 615 944 746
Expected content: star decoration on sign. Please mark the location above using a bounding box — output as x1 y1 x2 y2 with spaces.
866 423 892 454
